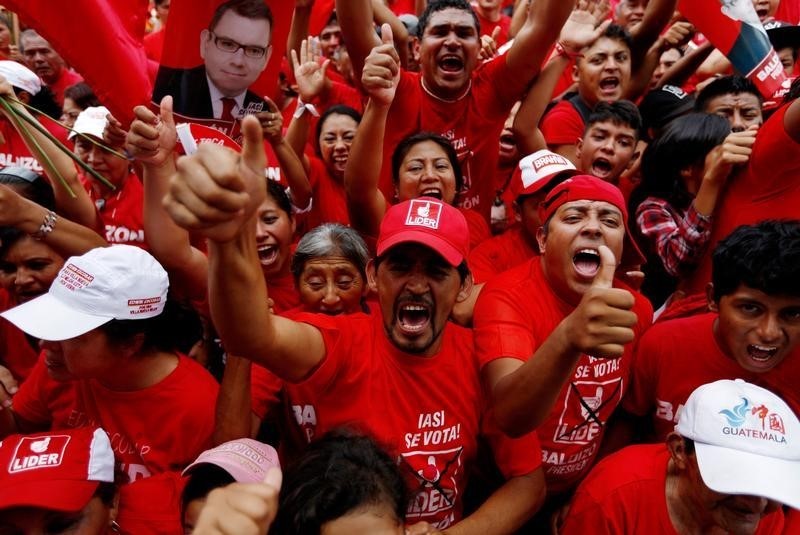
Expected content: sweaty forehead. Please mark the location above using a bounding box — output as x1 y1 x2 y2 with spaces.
424 8 478 33
557 200 623 216
706 93 762 110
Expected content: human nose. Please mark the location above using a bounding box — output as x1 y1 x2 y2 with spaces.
321 282 341 306
580 214 603 237
730 110 746 133
756 313 782 343
405 266 431 293
13 267 33 288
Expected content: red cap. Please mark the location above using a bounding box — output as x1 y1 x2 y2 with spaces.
509 150 578 199
377 197 469 266
539 175 645 264
0 427 115 512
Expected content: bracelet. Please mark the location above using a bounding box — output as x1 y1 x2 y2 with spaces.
554 41 583 59
32 210 57 240
293 97 320 119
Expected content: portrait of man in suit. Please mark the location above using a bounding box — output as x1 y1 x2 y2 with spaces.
153 0 273 121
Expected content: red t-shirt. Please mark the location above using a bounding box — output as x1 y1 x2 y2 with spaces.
476 12 512 46
0 290 38 383
0 118 69 174
624 313 800 441
47 69 83 108
279 311 539 529
561 444 785 534
305 156 350 231
473 259 653 493
84 172 147 248
684 104 800 295
383 55 526 222
467 226 538 284
540 99 586 148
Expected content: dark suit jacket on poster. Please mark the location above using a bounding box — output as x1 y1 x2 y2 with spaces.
153 64 265 120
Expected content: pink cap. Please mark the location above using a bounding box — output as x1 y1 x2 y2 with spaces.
0 427 115 512
377 197 469 266
182 439 280 484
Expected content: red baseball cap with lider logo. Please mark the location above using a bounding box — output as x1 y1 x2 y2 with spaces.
0 427 115 512
377 197 469 267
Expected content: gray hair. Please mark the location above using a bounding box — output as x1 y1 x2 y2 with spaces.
291 224 369 281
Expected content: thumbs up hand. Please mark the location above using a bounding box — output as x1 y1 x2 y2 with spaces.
165 115 267 243
127 96 177 168
361 23 400 106
565 245 637 358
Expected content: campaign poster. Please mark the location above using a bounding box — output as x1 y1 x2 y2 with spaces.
152 0 292 145
678 0 787 97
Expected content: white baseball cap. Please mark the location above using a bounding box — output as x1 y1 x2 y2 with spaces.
1 245 169 341
0 60 41 96
509 149 577 199
676 379 800 509
68 106 110 140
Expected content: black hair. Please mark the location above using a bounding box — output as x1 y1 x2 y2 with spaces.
630 112 730 214
585 100 642 140
314 105 361 157
374 250 470 284
265 179 294 219
93 481 118 508
181 463 236 518
577 23 632 59
208 0 273 34
324 11 338 28
682 436 696 455
99 299 203 355
712 220 800 302
416 0 479 39
695 75 763 112
391 132 464 196
0 167 56 210
272 429 408 534
63 82 102 110
17 85 62 120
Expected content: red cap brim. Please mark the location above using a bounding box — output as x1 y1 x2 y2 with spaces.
0 479 98 512
376 231 464 267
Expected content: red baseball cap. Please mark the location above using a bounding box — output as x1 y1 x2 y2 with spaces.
539 175 645 264
509 150 578 199
0 427 115 512
377 197 469 266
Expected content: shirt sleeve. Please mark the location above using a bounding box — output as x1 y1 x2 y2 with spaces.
541 102 585 147
482 409 542 478
635 198 713 277
473 278 538 368
10 356 54 427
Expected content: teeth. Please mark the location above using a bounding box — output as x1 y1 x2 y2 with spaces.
577 248 599 256
403 305 426 311
753 345 777 352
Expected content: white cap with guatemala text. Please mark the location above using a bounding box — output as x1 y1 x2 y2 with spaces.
1 245 169 341
676 379 800 509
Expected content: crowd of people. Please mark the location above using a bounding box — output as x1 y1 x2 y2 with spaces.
0 0 798 533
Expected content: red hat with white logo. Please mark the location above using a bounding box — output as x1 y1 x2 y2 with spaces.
377 197 469 266
676 379 800 509
509 150 578 199
1 244 169 341
0 427 115 512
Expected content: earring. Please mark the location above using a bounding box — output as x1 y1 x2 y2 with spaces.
111 520 122 533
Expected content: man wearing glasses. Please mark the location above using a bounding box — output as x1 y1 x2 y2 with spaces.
154 0 272 121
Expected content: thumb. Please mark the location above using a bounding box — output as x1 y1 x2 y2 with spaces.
160 95 174 129
263 466 282 490
591 245 617 290
381 23 394 45
240 115 266 171
491 26 501 40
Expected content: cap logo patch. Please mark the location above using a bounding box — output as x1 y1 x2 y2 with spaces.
719 397 787 444
58 263 94 292
532 153 570 172
9 435 71 473
406 200 442 230
127 296 162 316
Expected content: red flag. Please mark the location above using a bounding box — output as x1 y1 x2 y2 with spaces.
678 0 787 97
8 0 152 125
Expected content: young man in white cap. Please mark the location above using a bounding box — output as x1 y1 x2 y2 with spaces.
0 244 217 532
164 117 545 533
562 379 797 534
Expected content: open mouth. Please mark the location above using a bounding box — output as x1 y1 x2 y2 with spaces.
590 158 613 178
573 248 601 278
331 153 348 171
397 302 431 335
746 344 779 363
599 77 620 95
257 244 279 266
419 187 443 199
439 55 464 73
499 132 516 152
756 7 769 19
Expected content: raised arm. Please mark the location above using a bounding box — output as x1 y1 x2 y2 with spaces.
343 25 399 237
126 97 209 302
628 0 678 59
287 0 314 63
371 0 410 67
504 0 577 87
0 76 98 230
335 0 380 82
164 117 325 382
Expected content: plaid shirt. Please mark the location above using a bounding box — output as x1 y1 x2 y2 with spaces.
635 197 713 277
